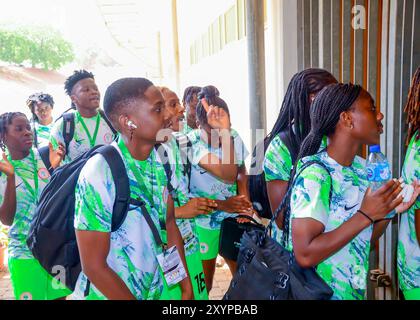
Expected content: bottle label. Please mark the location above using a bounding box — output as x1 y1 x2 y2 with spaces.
366 162 390 182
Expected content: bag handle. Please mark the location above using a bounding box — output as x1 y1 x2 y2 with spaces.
234 214 264 226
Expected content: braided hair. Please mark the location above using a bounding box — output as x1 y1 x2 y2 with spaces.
196 85 228 127
282 83 363 244
0 112 27 152
266 68 337 155
248 69 337 215
182 86 202 106
295 83 362 164
404 67 420 145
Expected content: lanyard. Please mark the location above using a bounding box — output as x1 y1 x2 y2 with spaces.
117 137 163 210
76 112 101 148
9 149 39 202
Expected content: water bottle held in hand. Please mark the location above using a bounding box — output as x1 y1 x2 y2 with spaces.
366 145 395 219
366 145 391 191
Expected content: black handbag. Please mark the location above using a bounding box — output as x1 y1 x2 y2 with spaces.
219 215 265 261
223 160 334 300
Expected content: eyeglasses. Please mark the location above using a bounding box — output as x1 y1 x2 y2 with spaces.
26 93 54 108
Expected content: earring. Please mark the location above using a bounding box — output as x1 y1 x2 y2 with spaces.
350 124 354 130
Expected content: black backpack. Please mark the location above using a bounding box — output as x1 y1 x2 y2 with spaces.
26 145 132 291
248 131 298 219
27 143 174 292
35 108 118 175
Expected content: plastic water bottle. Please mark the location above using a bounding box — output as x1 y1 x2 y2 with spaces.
366 145 391 191
366 145 395 218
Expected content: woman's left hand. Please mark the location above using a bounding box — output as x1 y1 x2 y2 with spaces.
396 180 420 214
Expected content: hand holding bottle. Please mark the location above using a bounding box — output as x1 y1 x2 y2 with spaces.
359 179 403 222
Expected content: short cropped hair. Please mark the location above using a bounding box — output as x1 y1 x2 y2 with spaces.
103 77 154 129
64 70 95 96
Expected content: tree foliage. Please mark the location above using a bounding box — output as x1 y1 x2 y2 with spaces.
0 26 75 70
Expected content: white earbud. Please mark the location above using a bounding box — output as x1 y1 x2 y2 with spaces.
127 120 138 129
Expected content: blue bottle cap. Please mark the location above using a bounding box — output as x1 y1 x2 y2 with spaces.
369 145 381 153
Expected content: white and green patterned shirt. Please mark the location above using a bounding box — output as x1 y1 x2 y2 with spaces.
0 148 50 259
288 151 372 300
264 134 328 182
32 121 53 148
73 140 174 300
188 129 248 230
163 132 200 257
50 110 114 164
264 134 327 243
398 131 420 292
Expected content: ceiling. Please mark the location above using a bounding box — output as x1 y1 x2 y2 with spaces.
95 0 161 78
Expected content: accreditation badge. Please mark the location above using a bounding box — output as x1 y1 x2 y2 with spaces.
157 246 187 287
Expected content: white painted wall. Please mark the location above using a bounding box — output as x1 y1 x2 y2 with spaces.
170 0 299 154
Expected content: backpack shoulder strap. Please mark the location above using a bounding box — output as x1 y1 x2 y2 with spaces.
154 144 174 192
295 160 332 199
272 159 333 224
139 204 165 247
288 159 333 208
154 144 179 209
55 106 76 123
95 145 165 241
98 109 117 135
276 158 333 247
37 145 53 175
279 130 299 165
32 119 39 149
62 112 75 155
96 145 130 232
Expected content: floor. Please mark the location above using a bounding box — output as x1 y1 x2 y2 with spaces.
0 270 13 300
